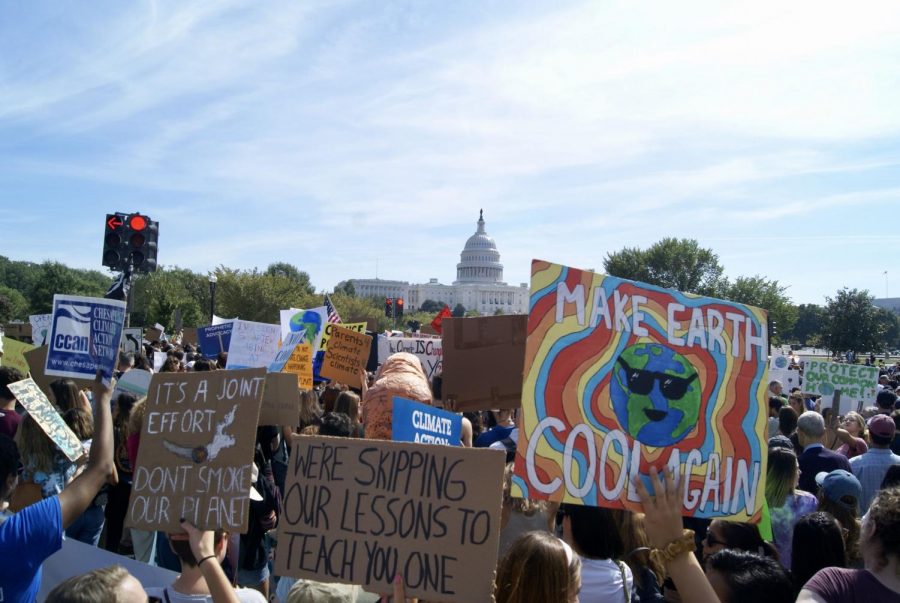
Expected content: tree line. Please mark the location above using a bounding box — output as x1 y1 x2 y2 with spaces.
1 239 897 355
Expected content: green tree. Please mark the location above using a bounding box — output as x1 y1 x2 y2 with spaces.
718 275 796 344
419 299 443 313
216 267 319 323
875 308 900 351
604 238 724 295
791 304 824 346
28 262 109 314
0 285 29 322
265 262 315 295
131 267 208 329
822 288 881 355
334 280 356 296
452 303 466 318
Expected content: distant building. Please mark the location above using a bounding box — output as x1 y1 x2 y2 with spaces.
874 297 900 314
346 211 528 315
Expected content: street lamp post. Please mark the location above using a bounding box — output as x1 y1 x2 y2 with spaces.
208 273 217 323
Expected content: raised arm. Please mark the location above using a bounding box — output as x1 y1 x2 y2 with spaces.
58 372 116 527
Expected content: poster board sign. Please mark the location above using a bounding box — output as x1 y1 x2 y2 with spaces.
441 315 526 411
769 354 792 371
24 345 93 398
512 260 768 521
126 369 266 532
29 313 53 346
768 368 801 393
317 322 366 352
122 327 143 354
802 360 878 411
181 327 198 346
283 343 313 390
153 351 167 373
212 315 236 326
392 396 461 445
377 335 442 379
45 295 126 386
227 320 281 369
280 307 328 355
1 336 34 374
8 378 84 462
260 372 300 426
320 326 372 387
197 323 233 359
144 327 163 343
113 369 152 400
275 436 505 602
268 332 307 373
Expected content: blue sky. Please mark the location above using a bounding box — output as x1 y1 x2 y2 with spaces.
1 0 898 305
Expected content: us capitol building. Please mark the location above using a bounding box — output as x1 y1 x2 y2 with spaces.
345 211 529 315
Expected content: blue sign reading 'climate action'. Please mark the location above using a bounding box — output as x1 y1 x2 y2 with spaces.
391 396 461 446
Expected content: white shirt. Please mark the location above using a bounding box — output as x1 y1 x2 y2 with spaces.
579 556 633 602
144 586 266 603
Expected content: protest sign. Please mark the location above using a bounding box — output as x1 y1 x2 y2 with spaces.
29 313 52 346
392 396 461 445
122 327 143 354
1 336 34 374
2 322 31 340
144 327 163 343
802 360 878 412
318 322 366 351
212 315 236 326
512 260 768 521
377 335 442 379
114 369 153 400
24 345 91 398
275 436 505 602
8 378 84 462
260 372 300 426
769 354 792 371
197 323 233 359
126 368 266 532
280 307 328 355
45 295 126 386
181 327 198 346
768 368 801 393
153 351 167 373
320 326 372 387
227 319 281 369
284 342 314 390
441 315 526 412
268 332 307 373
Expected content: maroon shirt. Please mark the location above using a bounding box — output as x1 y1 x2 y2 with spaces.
804 567 900 602
0 408 21 438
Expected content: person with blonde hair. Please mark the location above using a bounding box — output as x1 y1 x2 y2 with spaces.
766 447 818 568
495 531 581 603
15 413 77 500
833 411 869 459
611 509 666 602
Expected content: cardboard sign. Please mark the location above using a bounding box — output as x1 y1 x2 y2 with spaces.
284 343 314 390
392 396 462 446
377 335 442 379
268 332 308 373
122 327 143 354
227 319 281 370
280 307 328 355
260 372 300 426
114 369 153 400
512 260 768 521
29 314 53 346
1 336 34 374
275 436 505 602
768 368 801 393
181 327 198 346
8 378 85 462
153 351 168 373
126 369 266 532
197 323 234 359
441 315 526 411
3 322 31 340
320 326 372 387
802 360 878 411
45 295 127 386
144 327 163 343
318 322 366 352
23 345 93 399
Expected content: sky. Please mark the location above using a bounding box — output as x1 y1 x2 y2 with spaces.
1 0 899 305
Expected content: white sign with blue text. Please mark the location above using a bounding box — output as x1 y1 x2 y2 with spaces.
391 396 462 446
45 295 127 386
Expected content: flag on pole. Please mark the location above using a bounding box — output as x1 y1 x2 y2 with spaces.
430 305 452 334
324 294 342 324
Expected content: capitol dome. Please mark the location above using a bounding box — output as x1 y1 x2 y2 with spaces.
454 210 505 284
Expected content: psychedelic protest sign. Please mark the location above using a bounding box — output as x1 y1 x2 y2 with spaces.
126 369 266 533
275 436 505 603
197 323 233 359
512 260 769 521
320 326 372 387
802 360 878 412
377 335 443 379
392 396 461 446
45 295 126 386
8 378 84 462
226 320 281 369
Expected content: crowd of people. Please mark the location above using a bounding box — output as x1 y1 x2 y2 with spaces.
1 334 899 602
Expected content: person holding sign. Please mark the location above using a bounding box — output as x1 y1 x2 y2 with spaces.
0 373 116 603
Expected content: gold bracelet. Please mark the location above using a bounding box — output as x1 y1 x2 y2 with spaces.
649 529 695 567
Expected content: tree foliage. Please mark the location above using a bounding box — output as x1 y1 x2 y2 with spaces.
791 304 825 346
822 288 882 354
419 299 444 313
604 238 724 296
0 285 29 323
717 275 796 344
452 303 466 317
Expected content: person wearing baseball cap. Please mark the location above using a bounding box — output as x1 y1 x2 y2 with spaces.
815 470 862 511
849 414 900 513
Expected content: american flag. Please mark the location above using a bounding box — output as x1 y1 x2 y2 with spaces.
324 294 342 324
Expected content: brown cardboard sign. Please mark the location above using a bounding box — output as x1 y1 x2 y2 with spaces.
3 323 32 340
320 325 372 387
23 345 93 399
283 342 313 390
8 378 85 463
441 315 526 411
145 327 163 343
275 436 506 602
260 372 300 426
181 327 198 346
125 368 266 533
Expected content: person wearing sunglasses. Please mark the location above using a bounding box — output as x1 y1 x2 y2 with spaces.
700 519 778 562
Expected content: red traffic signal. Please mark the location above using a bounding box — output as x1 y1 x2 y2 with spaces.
129 214 147 231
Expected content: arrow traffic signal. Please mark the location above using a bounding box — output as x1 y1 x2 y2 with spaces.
101 212 159 273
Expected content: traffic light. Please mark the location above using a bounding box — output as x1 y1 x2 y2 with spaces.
396 298 404 317
122 213 159 273
102 213 126 269
385 298 393 317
